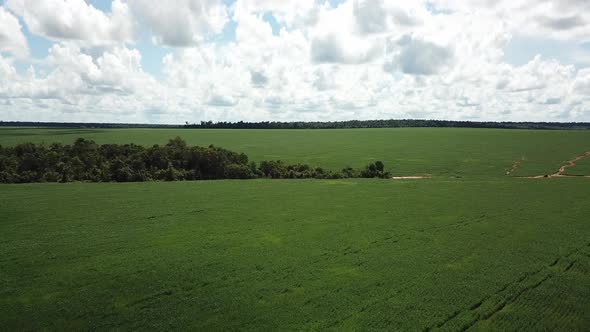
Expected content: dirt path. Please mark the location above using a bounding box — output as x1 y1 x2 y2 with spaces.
506 160 521 175
524 151 590 179
392 152 590 180
392 176 431 180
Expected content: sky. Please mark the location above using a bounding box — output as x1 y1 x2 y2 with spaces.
0 0 590 124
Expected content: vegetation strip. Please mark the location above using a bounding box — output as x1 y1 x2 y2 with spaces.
0 137 391 183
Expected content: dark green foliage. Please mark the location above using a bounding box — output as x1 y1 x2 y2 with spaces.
224 164 254 179
0 138 390 183
0 137 256 183
360 161 390 178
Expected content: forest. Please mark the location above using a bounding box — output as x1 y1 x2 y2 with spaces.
0 137 389 183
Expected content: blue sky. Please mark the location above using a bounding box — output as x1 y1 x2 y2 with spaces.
0 0 589 123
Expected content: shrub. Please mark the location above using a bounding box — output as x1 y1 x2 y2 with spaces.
225 164 254 179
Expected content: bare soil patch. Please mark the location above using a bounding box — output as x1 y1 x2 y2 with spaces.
392 176 431 180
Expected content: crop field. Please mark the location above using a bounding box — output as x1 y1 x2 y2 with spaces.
2 127 590 177
1 128 590 331
565 156 590 176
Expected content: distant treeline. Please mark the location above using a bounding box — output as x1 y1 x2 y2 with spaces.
0 121 178 129
2 120 590 130
187 120 590 130
0 138 389 183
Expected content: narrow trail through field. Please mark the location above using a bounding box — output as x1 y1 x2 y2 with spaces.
505 160 520 175
392 176 431 180
521 151 590 179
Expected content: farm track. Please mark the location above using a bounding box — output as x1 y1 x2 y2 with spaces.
505 160 520 175
522 151 590 178
392 176 432 180
427 242 590 331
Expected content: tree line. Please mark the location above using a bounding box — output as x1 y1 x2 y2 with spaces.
188 120 590 130
2 120 589 130
0 138 390 183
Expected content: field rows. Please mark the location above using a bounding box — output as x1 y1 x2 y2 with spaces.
1 127 589 330
2 178 590 330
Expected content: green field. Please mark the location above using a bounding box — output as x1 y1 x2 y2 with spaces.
1 128 590 330
2 127 590 177
565 156 590 176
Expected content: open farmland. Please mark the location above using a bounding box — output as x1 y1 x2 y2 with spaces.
2 127 590 178
564 155 590 176
1 127 590 331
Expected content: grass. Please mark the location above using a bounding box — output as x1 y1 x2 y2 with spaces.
1 127 590 330
1 178 590 330
2 127 590 177
564 153 590 176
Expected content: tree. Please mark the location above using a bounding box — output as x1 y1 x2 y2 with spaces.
361 161 389 178
0 138 393 183
375 161 384 173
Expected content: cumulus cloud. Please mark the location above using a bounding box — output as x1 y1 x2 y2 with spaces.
0 43 165 123
353 0 388 34
385 36 453 75
573 69 590 95
500 55 575 94
537 15 585 31
0 55 18 82
6 0 134 44
0 6 28 58
352 0 421 34
1 0 590 123
234 0 318 28
430 0 590 41
128 0 229 47
309 1 384 64
40 44 155 96
208 94 238 107
250 70 268 87
310 34 381 64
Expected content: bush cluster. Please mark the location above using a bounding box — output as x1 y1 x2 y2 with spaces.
0 137 390 183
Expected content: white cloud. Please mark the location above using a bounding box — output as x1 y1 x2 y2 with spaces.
1 0 590 123
0 55 18 81
384 35 453 75
250 70 268 87
429 0 590 41
0 6 29 58
573 68 590 95
353 0 388 34
6 0 134 44
208 94 238 107
309 1 384 64
0 44 168 122
128 0 229 47
310 34 381 64
353 0 424 34
234 0 318 28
